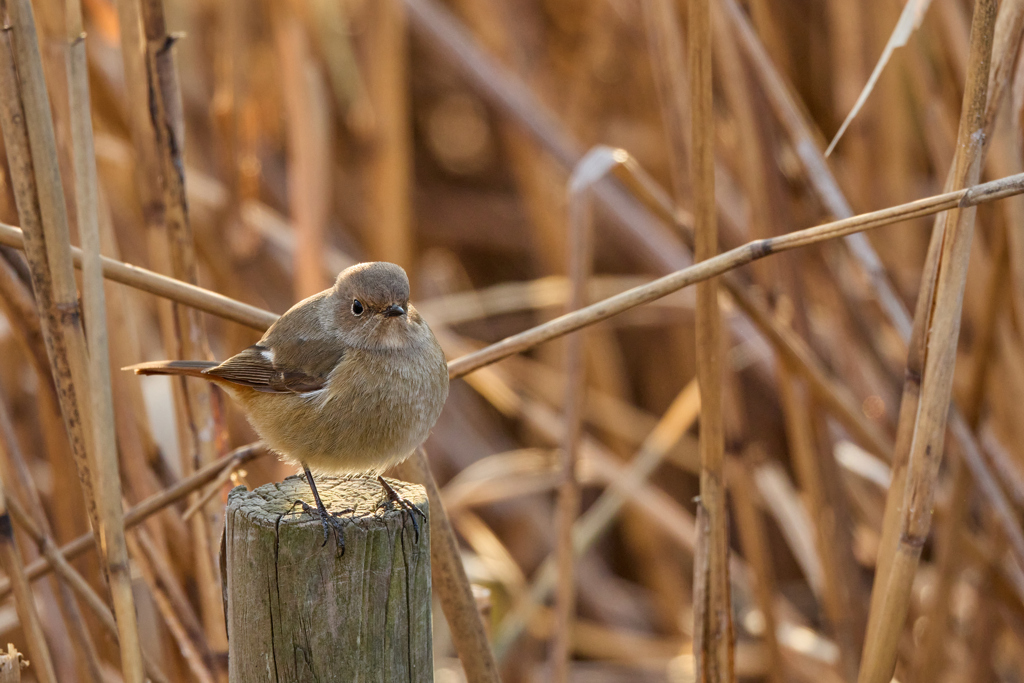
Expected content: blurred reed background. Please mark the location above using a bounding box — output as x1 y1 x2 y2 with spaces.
0 0 1023 680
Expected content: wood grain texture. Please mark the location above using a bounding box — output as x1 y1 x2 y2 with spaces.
225 475 431 682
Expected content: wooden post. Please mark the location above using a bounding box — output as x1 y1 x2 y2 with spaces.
0 645 24 682
224 474 431 682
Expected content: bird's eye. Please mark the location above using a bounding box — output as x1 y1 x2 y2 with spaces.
352 299 364 316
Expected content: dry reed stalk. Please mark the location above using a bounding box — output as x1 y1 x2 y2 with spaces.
0 223 315 330
0 252 51 379
127 533 216 683
0 394 104 683
857 1 999 681
396 448 501 683
711 3 777 289
0 1 99 546
726 455 784 683
776 361 858 681
720 0 915 340
861 216 942 682
491 380 700 658
825 0 869 208
982 0 1024 150
64 0 149 677
641 0 691 204
0 487 56 683
133 528 208 660
732 0 1024 590
364 0 413 270
2 164 1018 380
0 3 147 678
688 0 733 675
913 223 1010 682
0 442 266 601
273 8 333 298
548 152 598 682
865 0 1024 652
445 167 1024 381
113 0 227 650
4 496 171 683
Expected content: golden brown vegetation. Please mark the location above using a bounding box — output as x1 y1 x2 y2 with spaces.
0 0 1023 681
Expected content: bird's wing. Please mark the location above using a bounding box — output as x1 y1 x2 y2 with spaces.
203 339 345 394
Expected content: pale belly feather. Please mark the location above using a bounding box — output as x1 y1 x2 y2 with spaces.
229 346 448 474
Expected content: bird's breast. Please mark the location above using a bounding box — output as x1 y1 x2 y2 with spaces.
238 343 449 474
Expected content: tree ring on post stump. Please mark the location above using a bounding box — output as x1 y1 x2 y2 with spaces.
224 474 431 682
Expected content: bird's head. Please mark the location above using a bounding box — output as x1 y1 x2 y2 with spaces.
332 262 418 350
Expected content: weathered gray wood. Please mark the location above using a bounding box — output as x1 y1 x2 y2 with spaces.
225 474 431 682
0 645 24 682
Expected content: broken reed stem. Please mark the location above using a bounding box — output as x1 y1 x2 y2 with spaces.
0 442 266 602
64 0 146 678
0 488 57 683
689 0 733 676
857 1 999 682
396 448 501 683
4 496 171 683
549 164 597 682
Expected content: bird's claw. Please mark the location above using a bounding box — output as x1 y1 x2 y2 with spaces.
292 498 347 556
376 476 426 543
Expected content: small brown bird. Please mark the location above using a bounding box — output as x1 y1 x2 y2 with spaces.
127 262 449 550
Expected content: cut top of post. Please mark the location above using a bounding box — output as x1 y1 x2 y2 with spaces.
225 474 431 683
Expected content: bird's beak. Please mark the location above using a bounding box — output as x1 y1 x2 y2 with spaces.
383 303 406 318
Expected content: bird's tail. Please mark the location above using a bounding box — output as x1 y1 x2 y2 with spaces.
123 360 219 379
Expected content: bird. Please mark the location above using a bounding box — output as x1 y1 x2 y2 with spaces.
126 262 449 552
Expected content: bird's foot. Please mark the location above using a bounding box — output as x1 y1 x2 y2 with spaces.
293 498 350 555
377 476 426 543
296 467 351 556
